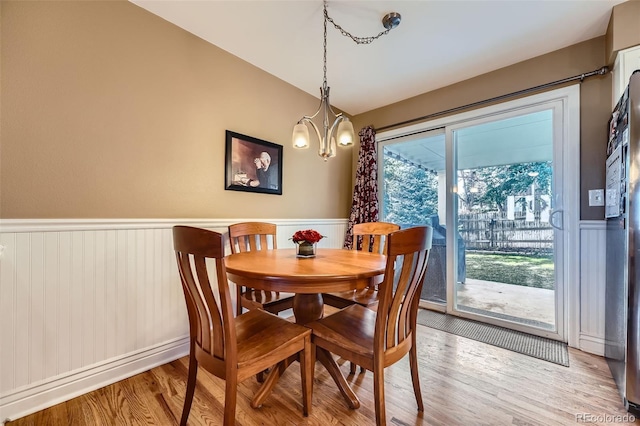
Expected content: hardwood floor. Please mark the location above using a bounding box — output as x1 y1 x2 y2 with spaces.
8 323 638 425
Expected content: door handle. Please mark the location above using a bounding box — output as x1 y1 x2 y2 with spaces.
550 209 563 230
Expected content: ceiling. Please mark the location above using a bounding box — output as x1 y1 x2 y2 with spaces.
130 0 623 116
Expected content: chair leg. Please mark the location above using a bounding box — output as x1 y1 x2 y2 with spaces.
223 376 238 426
373 359 386 426
180 351 198 426
348 362 366 374
311 343 316 397
300 336 312 416
236 285 243 316
409 343 424 412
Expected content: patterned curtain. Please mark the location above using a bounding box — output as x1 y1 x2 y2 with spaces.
343 126 379 249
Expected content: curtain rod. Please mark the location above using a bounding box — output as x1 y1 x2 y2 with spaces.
374 66 609 133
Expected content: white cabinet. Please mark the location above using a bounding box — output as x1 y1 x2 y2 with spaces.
613 45 640 107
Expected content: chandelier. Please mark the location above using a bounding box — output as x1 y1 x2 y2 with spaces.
291 1 401 160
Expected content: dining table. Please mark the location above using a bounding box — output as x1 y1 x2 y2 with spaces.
224 247 387 410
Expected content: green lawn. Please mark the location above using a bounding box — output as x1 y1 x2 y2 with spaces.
465 252 554 290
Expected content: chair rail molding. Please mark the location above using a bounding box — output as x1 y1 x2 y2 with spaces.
0 218 348 423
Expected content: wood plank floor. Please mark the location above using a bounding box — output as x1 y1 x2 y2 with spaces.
8 323 638 426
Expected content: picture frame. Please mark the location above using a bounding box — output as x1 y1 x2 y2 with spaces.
224 130 283 195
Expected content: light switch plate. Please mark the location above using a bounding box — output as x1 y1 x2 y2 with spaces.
589 189 604 206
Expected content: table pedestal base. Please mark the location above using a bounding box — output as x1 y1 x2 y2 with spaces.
251 293 360 410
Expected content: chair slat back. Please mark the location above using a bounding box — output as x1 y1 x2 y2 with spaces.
375 226 432 354
173 226 236 361
229 222 277 254
353 222 400 254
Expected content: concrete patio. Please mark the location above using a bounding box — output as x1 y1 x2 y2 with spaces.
455 278 555 328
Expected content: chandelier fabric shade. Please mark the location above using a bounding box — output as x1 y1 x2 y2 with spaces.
291 1 400 161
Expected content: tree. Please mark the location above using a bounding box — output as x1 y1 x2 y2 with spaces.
382 155 552 221
458 161 551 213
382 156 439 225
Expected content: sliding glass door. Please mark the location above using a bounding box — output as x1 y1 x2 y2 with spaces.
380 128 448 309
448 107 562 337
378 87 578 342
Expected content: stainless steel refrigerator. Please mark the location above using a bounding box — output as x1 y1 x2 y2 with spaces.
605 70 640 416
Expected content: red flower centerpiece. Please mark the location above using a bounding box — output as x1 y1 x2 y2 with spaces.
292 229 324 258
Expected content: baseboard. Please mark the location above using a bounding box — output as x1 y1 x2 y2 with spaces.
0 336 189 424
579 333 605 356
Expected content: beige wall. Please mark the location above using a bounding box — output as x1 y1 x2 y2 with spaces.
1 1 625 221
353 37 611 221
0 0 354 219
605 0 640 64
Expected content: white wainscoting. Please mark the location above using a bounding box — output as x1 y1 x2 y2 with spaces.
578 220 607 356
0 218 348 423
0 218 608 421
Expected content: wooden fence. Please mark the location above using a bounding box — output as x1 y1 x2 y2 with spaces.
458 212 553 253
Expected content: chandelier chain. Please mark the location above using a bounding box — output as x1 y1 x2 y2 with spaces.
323 4 328 88
292 1 398 159
324 5 392 45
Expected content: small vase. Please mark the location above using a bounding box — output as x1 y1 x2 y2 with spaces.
296 242 316 258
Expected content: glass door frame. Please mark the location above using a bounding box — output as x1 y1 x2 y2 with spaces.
377 127 448 313
376 85 580 344
447 102 565 341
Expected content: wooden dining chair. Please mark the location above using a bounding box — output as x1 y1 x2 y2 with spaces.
228 222 295 316
173 226 312 426
323 221 400 311
308 226 432 426
323 221 401 374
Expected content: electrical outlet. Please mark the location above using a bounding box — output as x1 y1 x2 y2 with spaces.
589 189 604 206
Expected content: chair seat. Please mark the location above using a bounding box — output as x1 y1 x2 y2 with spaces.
307 304 376 361
236 309 311 368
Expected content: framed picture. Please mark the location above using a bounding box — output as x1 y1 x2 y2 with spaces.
225 130 283 195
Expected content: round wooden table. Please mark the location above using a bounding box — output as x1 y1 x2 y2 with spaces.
226 248 386 320
225 248 386 409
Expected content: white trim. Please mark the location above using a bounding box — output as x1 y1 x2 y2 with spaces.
580 220 607 230
0 338 189 424
0 218 348 233
579 335 605 357
565 86 581 348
